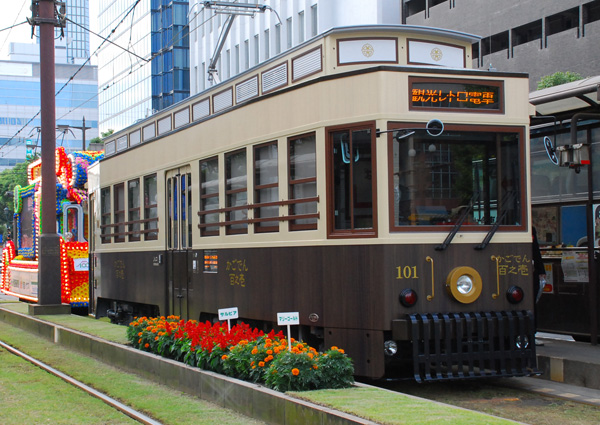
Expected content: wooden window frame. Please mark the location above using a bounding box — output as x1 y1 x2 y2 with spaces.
113 183 125 243
288 132 318 231
326 121 378 239
144 174 159 241
100 187 111 244
253 141 279 233
199 156 220 237
225 148 248 235
386 123 527 233
127 178 141 242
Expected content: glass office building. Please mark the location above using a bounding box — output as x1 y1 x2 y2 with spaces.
64 0 90 63
98 0 190 133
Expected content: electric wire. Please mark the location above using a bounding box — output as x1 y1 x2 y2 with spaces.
0 1 266 158
0 0 142 157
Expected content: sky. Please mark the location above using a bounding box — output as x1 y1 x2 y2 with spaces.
0 0 99 60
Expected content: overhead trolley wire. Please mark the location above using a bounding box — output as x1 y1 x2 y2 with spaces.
0 0 142 157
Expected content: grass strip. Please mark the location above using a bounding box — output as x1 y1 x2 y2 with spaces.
0 304 518 424
0 321 263 425
290 388 517 425
0 347 139 425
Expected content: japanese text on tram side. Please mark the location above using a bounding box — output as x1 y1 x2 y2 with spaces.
114 259 125 280
227 259 248 287
496 255 531 276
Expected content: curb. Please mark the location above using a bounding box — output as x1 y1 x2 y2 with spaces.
0 306 377 425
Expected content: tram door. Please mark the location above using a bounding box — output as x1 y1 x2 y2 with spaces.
166 167 193 319
88 192 97 315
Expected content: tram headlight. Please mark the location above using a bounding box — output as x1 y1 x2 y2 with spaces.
445 266 482 304
384 340 398 356
456 275 473 295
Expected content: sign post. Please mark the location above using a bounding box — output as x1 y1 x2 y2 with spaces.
218 307 239 330
277 312 299 351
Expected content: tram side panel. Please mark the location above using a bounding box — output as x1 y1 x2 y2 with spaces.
94 251 167 321
186 241 534 378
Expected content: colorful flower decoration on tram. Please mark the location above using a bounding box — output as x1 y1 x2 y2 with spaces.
1 147 103 306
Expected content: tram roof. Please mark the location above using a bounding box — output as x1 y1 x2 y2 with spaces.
529 75 600 116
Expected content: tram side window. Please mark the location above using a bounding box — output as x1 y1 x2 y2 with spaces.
144 174 158 241
328 125 376 235
288 133 317 231
200 157 219 236
225 149 248 235
128 179 141 242
100 187 111 244
389 125 522 229
113 183 125 243
254 142 279 232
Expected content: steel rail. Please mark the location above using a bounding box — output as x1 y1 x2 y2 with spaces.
0 339 163 425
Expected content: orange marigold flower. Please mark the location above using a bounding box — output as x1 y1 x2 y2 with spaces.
258 361 265 367
144 343 149 348
138 332 142 337
251 348 259 355
307 353 314 359
266 349 273 355
154 336 159 341
292 368 300 376
138 338 142 344
222 354 228 360
338 349 345 354
331 346 338 350
313 364 318 370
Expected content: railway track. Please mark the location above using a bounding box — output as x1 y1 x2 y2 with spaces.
366 376 600 425
0 339 162 425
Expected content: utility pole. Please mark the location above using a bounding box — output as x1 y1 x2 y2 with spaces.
28 0 69 314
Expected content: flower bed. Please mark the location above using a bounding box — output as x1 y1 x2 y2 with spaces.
126 316 354 392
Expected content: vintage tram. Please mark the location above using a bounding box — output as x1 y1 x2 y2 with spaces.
89 25 538 381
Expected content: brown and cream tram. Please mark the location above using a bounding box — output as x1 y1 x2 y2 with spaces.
89 25 538 381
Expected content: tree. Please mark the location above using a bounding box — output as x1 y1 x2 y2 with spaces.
537 71 583 90
0 159 33 234
89 129 114 145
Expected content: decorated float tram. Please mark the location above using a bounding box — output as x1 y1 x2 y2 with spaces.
89 25 538 381
1 147 103 307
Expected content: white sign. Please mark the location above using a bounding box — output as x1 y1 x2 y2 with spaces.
277 312 300 326
338 39 397 65
218 307 239 321
73 258 89 272
408 40 465 68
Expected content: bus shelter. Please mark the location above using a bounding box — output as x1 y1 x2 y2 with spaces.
529 76 600 343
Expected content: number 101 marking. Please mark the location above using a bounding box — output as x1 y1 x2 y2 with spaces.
396 266 419 279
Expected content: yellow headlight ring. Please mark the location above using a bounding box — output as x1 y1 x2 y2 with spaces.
445 266 482 304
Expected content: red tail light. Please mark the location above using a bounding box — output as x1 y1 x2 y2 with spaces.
400 288 418 307
506 286 524 304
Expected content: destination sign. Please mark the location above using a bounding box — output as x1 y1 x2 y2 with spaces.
409 77 503 112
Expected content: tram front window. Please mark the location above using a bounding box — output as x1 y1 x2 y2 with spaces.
390 127 522 228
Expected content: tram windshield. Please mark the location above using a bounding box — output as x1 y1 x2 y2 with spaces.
391 127 522 228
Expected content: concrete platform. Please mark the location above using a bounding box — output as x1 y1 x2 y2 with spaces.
534 333 600 391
